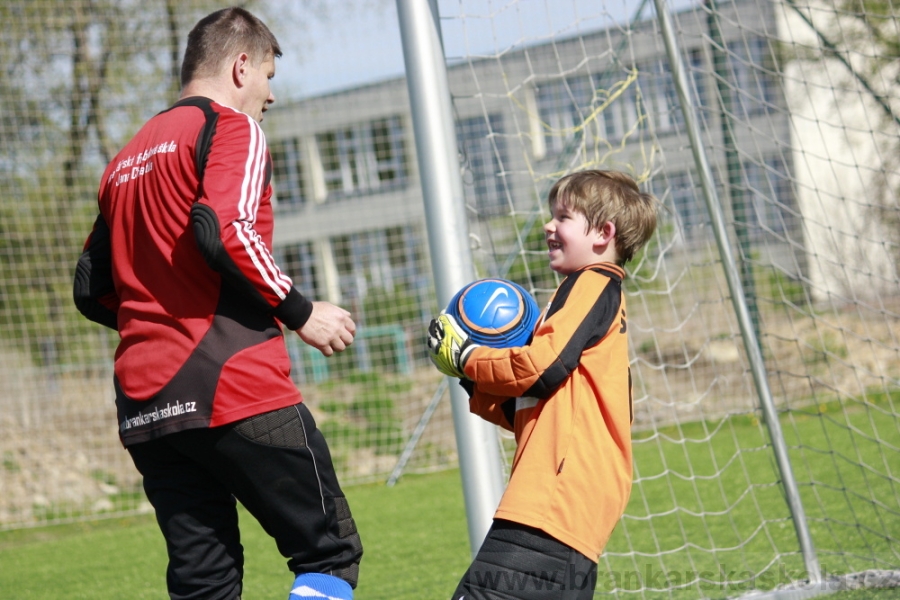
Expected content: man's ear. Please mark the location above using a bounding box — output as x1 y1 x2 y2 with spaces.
231 52 250 88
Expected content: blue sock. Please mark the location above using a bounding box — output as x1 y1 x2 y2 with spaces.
288 573 353 600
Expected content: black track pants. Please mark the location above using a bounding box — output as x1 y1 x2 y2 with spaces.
128 403 362 600
451 520 597 600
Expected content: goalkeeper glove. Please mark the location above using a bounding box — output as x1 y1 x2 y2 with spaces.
426 313 479 379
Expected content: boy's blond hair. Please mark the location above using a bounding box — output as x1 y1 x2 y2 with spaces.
548 169 658 264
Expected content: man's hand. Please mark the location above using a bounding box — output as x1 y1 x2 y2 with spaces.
298 301 356 356
426 313 478 379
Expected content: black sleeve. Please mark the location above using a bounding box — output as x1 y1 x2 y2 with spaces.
523 270 622 399
190 202 313 330
73 214 119 330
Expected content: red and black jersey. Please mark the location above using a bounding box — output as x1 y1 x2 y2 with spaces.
74 97 312 446
464 263 633 561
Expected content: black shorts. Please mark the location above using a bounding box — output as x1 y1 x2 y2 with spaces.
452 519 597 600
127 402 362 600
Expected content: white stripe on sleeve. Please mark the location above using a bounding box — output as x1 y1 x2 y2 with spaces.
229 112 292 298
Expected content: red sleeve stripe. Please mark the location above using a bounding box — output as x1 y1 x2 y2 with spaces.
231 112 293 299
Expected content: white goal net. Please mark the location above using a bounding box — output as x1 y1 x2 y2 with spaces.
429 0 900 596
0 0 897 596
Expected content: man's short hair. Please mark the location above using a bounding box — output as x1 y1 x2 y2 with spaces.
181 7 282 87
548 169 658 264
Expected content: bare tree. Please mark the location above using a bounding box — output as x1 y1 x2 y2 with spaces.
0 0 382 363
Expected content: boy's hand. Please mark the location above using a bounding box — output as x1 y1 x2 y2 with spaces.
426 313 478 379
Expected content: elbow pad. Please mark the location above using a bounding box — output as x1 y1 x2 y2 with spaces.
191 202 268 307
191 202 226 270
73 251 118 330
190 202 311 328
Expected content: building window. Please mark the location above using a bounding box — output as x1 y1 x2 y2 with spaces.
535 75 600 155
654 170 707 241
315 116 407 200
604 72 640 143
741 155 794 238
457 113 509 217
270 137 305 208
371 117 406 184
727 36 777 118
537 67 661 147
636 58 682 134
317 130 351 194
688 48 709 112
331 227 424 313
278 241 318 300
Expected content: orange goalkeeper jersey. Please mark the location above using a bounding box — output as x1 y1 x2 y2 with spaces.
464 262 633 561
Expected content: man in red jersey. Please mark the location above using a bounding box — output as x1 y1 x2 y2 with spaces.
74 8 361 600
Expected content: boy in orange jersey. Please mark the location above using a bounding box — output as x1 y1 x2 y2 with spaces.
427 169 658 599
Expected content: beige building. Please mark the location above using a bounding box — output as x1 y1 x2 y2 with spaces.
263 0 809 377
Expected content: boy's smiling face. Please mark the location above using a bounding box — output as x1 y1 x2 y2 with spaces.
544 202 607 275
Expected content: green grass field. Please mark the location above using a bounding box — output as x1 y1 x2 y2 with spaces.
0 469 472 599
1 400 898 599
603 398 900 598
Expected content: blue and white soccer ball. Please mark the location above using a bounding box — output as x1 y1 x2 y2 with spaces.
445 278 540 348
